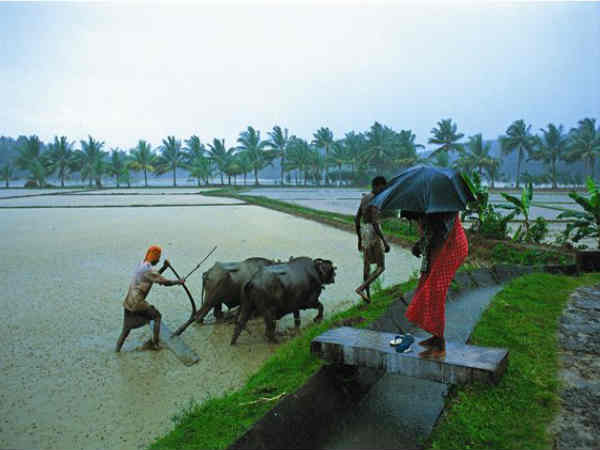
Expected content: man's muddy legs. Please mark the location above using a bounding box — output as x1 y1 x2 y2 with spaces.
115 326 131 352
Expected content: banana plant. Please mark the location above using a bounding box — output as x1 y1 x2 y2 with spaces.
462 172 515 239
461 172 489 228
558 177 600 248
498 182 533 241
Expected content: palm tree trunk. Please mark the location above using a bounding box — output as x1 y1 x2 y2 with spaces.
516 149 523 189
172 165 176 187
338 163 342 187
220 172 224 185
552 158 557 189
254 168 259 185
144 169 148 187
281 156 285 185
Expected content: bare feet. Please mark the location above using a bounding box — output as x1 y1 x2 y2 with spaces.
418 336 445 358
141 339 160 351
418 347 446 358
355 287 371 304
418 336 437 347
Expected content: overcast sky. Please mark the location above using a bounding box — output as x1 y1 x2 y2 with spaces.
1 1 599 151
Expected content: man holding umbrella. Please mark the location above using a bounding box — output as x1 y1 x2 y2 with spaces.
355 176 390 304
370 166 473 358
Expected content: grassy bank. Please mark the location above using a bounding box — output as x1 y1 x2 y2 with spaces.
149 281 413 450
427 272 600 450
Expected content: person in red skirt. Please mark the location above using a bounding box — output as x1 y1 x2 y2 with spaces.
402 211 469 358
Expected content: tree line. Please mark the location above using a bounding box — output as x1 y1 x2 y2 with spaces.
1 117 598 188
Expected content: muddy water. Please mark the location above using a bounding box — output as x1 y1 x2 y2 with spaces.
0 199 419 450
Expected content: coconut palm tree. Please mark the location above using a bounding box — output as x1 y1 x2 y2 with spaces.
1 164 15 188
530 123 569 189
428 118 465 159
78 135 106 187
47 136 77 188
236 126 274 185
27 159 51 188
187 155 213 186
267 125 289 185
312 127 334 183
129 140 156 187
223 148 240 185
327 140 350 186
568 118 600 180
184 135 206 165
155 136 185 187
16 135 52 186
499 119 535 188
16 135 45 171
363 122 396 174
107 148 128 188
485 158 502 188
284 136 308 185
391 129 426 170
307 146 326 185
460 134 494 176
235 151 253 186
206 138 232 185
342 131 367 180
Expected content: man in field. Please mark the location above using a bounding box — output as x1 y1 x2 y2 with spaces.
355 176 390 304
115 245 184 352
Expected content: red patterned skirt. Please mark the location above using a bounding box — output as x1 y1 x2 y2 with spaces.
405 215 468 337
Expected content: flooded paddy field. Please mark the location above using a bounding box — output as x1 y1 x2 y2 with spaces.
0 190 419 450
243 188 587 244
0 193 243 208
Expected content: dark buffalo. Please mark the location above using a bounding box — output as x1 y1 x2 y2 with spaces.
195 257 275 323
231 257 336 344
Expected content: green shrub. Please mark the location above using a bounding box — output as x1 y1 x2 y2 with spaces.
491 243 570 265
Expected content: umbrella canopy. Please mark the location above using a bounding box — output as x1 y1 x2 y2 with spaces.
370 165 475 213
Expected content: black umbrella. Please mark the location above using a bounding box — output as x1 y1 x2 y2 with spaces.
370 165 475 213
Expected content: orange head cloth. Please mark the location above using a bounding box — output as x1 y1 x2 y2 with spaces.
144 245 162 264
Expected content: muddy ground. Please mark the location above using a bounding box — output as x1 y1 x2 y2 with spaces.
0 190 419 450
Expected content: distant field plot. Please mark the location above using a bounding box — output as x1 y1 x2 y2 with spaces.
0 199 419 450
0 189 83 198
0 192 244 207
243 188 583 221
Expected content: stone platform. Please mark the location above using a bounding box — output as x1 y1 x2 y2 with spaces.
311 327 508 385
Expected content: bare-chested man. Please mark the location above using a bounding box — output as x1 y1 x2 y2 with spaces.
115 245 184 352
355 176 390 303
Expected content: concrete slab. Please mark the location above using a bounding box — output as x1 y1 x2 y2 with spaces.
148 321 200 366
311 327 508 385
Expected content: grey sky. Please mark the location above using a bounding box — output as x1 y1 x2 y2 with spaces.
1 1 598 151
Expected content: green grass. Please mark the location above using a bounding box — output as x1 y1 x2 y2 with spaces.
427 272 600 450
149 279 416 450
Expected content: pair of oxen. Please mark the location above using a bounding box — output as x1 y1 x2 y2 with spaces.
188 256 336 344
